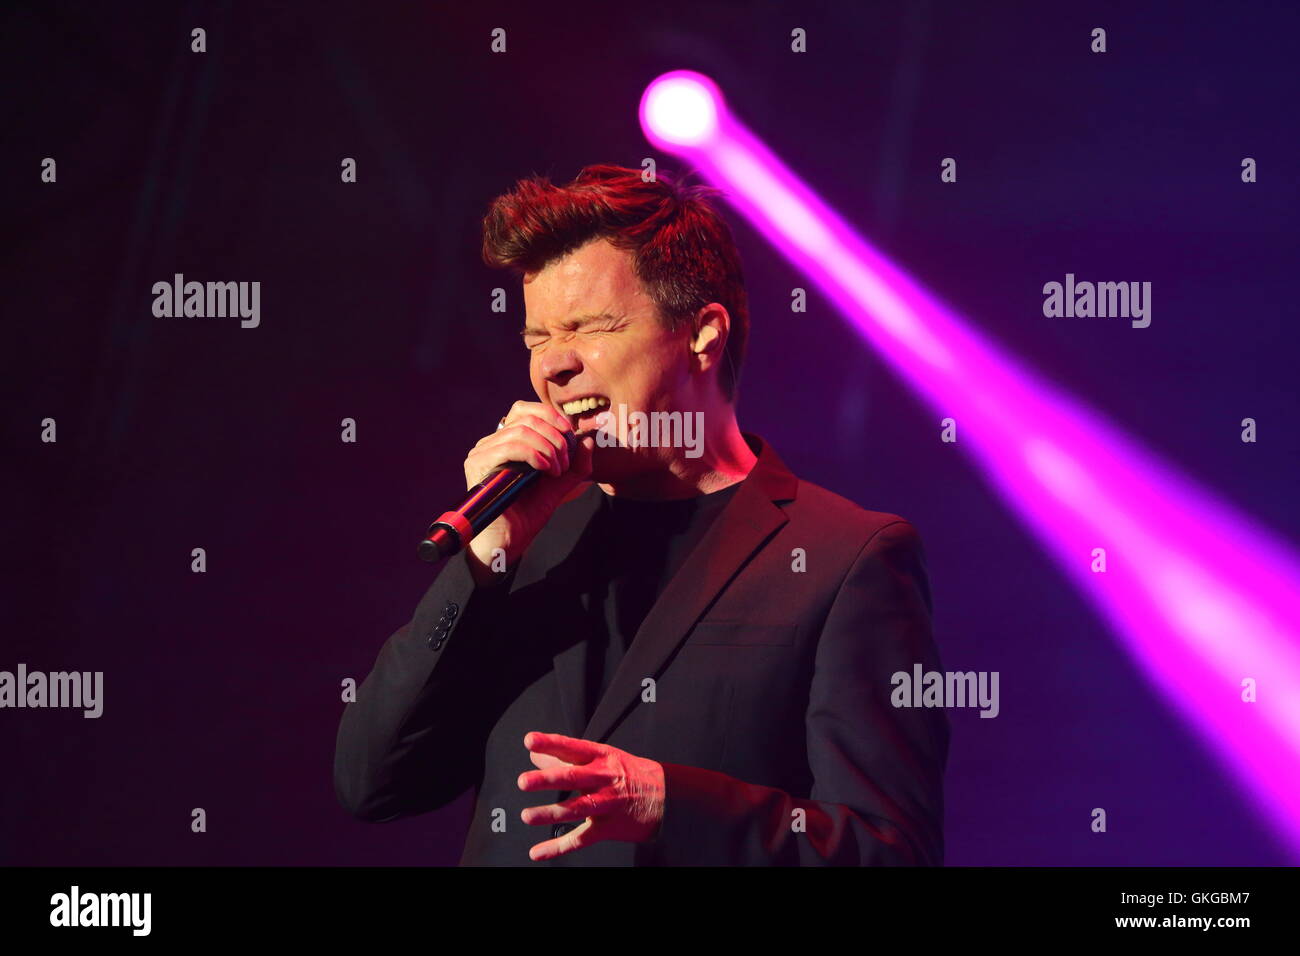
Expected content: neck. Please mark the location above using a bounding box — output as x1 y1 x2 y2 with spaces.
599 409 758 500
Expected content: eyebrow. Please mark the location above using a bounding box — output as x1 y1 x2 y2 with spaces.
520 312 624 338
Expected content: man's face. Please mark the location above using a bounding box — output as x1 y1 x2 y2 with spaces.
522 236 693 481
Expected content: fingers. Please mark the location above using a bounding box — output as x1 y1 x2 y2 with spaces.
521 792 612 826
465 403 574 485
517 763 606 794
524 731 603 765
505 399 573 438
519 419 573 472
527 817 600 862
500 402 574 459
465 425 564 482
529 750 567 770
496 426 568 475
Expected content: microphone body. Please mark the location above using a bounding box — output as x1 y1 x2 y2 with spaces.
418 430 580 563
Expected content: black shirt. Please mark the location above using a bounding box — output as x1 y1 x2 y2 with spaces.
582 480 745 722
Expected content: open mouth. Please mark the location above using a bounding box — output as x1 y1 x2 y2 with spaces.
559 395 611 428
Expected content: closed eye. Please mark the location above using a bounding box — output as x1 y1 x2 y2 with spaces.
522 314 634 348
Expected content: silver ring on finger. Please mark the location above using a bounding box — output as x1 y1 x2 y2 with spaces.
497 416 508 431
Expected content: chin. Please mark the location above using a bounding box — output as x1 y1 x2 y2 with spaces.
587 443 635 479
587 443 665 485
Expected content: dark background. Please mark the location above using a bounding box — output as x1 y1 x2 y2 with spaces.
3 0 1296 865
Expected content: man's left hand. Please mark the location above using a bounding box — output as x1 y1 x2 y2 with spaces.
517 731 665 861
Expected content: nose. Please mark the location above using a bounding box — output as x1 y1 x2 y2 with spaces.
538 344 582 389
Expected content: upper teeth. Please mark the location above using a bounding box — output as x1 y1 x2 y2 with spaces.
561 396 610 415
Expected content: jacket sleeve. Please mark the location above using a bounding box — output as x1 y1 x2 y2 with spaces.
333 549 516 822
648 520 949 865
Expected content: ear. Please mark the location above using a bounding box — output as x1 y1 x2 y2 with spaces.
693 325 720 354
691 305 728 356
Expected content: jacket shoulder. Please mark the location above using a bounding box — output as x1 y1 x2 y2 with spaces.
786 478 920 546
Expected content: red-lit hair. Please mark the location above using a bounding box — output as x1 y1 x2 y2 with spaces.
481 164 749 402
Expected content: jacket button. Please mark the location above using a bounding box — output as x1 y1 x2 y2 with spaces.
552 823 576 839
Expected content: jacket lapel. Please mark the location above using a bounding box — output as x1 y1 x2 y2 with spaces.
581 433 799 745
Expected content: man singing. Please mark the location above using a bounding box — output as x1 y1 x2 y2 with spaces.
333 164 949 865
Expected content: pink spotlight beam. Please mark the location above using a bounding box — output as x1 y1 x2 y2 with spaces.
641 70 1300 859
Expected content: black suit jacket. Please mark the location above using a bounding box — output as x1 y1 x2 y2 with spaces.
334 433 948 865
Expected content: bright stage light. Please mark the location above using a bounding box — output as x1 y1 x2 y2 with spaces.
640 71 722 147
640 70 1300 859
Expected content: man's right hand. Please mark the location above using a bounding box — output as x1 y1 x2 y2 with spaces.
462 401 596 587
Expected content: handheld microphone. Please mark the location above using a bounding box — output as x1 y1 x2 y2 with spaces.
417 429 582 563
